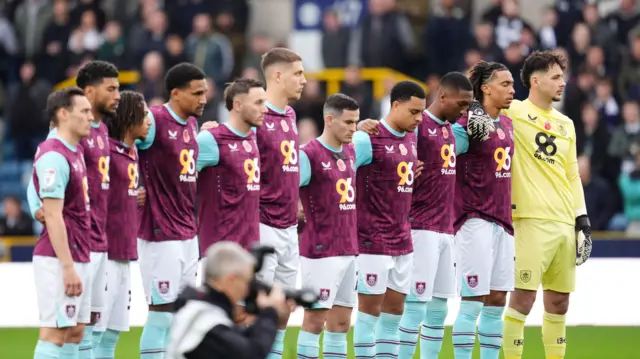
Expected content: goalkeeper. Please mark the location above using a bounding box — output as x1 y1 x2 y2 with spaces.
467 51 592 359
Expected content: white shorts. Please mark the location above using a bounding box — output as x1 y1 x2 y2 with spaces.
408 230 457 301
33 256 92 327
357 253 413 295
90 251 108 314
94 260 132 332
300 256 357 309
256 223 299 290
456 218 515 296
138 237 199 305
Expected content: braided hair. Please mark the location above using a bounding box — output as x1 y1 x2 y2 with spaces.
107 91 146 141
468 61 508 104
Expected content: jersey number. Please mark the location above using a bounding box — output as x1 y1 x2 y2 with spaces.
535 133 557 157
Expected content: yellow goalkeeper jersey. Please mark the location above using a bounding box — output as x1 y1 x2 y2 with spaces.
503 99 586 226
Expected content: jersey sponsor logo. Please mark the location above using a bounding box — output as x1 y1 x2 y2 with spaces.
397 161 414 193
244 158 261 191
534 132 556 165
179 149 197 182
87 139 95 148
494 147 512 178
527 114 537 122
440 144 456 175
228 143 239 152
280 140 299 172
385 145 394 153
265 122 275 131
168 130 178 140
98 156 110 189
336 177 356 211
127 163 139 197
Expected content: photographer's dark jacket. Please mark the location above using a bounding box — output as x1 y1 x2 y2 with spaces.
167 285 279 359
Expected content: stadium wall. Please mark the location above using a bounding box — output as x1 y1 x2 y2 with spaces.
0 258 638 328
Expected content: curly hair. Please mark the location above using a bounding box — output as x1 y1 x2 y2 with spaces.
107 91 146 141
520 50 567 89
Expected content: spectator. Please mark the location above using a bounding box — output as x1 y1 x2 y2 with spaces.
201 78 224 125
164 34 188 69
423 0 469 76
131 10 168 66
243 33 272 76
618 30 640 102
582 3 616 61
13 0 52 59
341 66 373 120
577 103 611 178
494 0 532 50
321 9 350 68
70 0 106 30
0 12 18 85
349 0 416 73
0 195 34 236
606 0 640 46
185 13 234 89
371 77 398 120
473 21 502 62
5 62 51 161
609 101 640 174
580 156 615 230
297 117 319 146
539 6 559 50
567 23 591 75
593 77 621 130
618 152 640 235
137 51 166 101
564 66 597 135
41 0 72 84
68 9 104 55
292 79 325 132
97 21 127 68
502 42 527 100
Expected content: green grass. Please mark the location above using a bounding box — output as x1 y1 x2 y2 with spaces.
1 326 637 358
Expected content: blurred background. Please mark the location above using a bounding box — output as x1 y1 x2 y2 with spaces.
0 0 639 258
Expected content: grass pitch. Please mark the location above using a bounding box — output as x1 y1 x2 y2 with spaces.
1 326 637 358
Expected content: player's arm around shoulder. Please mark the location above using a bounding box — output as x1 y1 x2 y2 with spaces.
352 130 373 168
136 109 157 150
451 122 469 155
195 130 220 171
299 148 311 187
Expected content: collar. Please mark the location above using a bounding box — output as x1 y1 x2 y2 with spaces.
204 285 234 318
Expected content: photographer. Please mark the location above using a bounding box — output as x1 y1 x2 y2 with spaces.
166 242 292 359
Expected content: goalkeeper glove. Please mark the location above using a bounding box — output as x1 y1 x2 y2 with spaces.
466 101 495 141
575 215 593 266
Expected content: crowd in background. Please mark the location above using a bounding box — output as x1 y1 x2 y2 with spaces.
0 0 640 236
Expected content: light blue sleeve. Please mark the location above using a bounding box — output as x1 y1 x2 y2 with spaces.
135 110 156 150
27 175 42 218
352 130 373 168
34 152 70 199
452 123 469 155
196 131 220 171
299 150 311 187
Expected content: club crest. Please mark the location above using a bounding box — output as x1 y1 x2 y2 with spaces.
466 274 478 288
319 288 330 301
66 304 76 318
158 281 170 294
415 282 426 295
366 273 377 286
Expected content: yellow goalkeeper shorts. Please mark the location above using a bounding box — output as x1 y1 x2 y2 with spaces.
513 218 576 293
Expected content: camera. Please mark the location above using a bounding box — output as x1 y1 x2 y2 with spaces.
244 245 319 314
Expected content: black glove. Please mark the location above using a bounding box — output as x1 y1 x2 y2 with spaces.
466 101 495 141
575 215 592 266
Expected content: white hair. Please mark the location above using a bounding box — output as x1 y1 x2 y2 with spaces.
204 241 255 280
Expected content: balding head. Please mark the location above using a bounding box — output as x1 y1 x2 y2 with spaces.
205 242 256 280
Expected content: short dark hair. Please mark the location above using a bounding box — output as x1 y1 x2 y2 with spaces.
108 91 146 140
440 71 474 92
260 47 302 71
468 62 508 102
223 78 265 111
76 60 119 89
323 93 360 117
390 81 426 104
165 63 206 93
520 50 567 89
46 87 86 125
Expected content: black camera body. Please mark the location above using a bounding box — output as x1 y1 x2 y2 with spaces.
244 245 319 314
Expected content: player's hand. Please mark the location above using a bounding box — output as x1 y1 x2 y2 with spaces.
415 160 424 178
297 201 306 223
200 121 219 132
357 119 379 135
575 215 593 266
35 208 45 224
467 101 495 141
136 187 146 206
62 265 83 297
